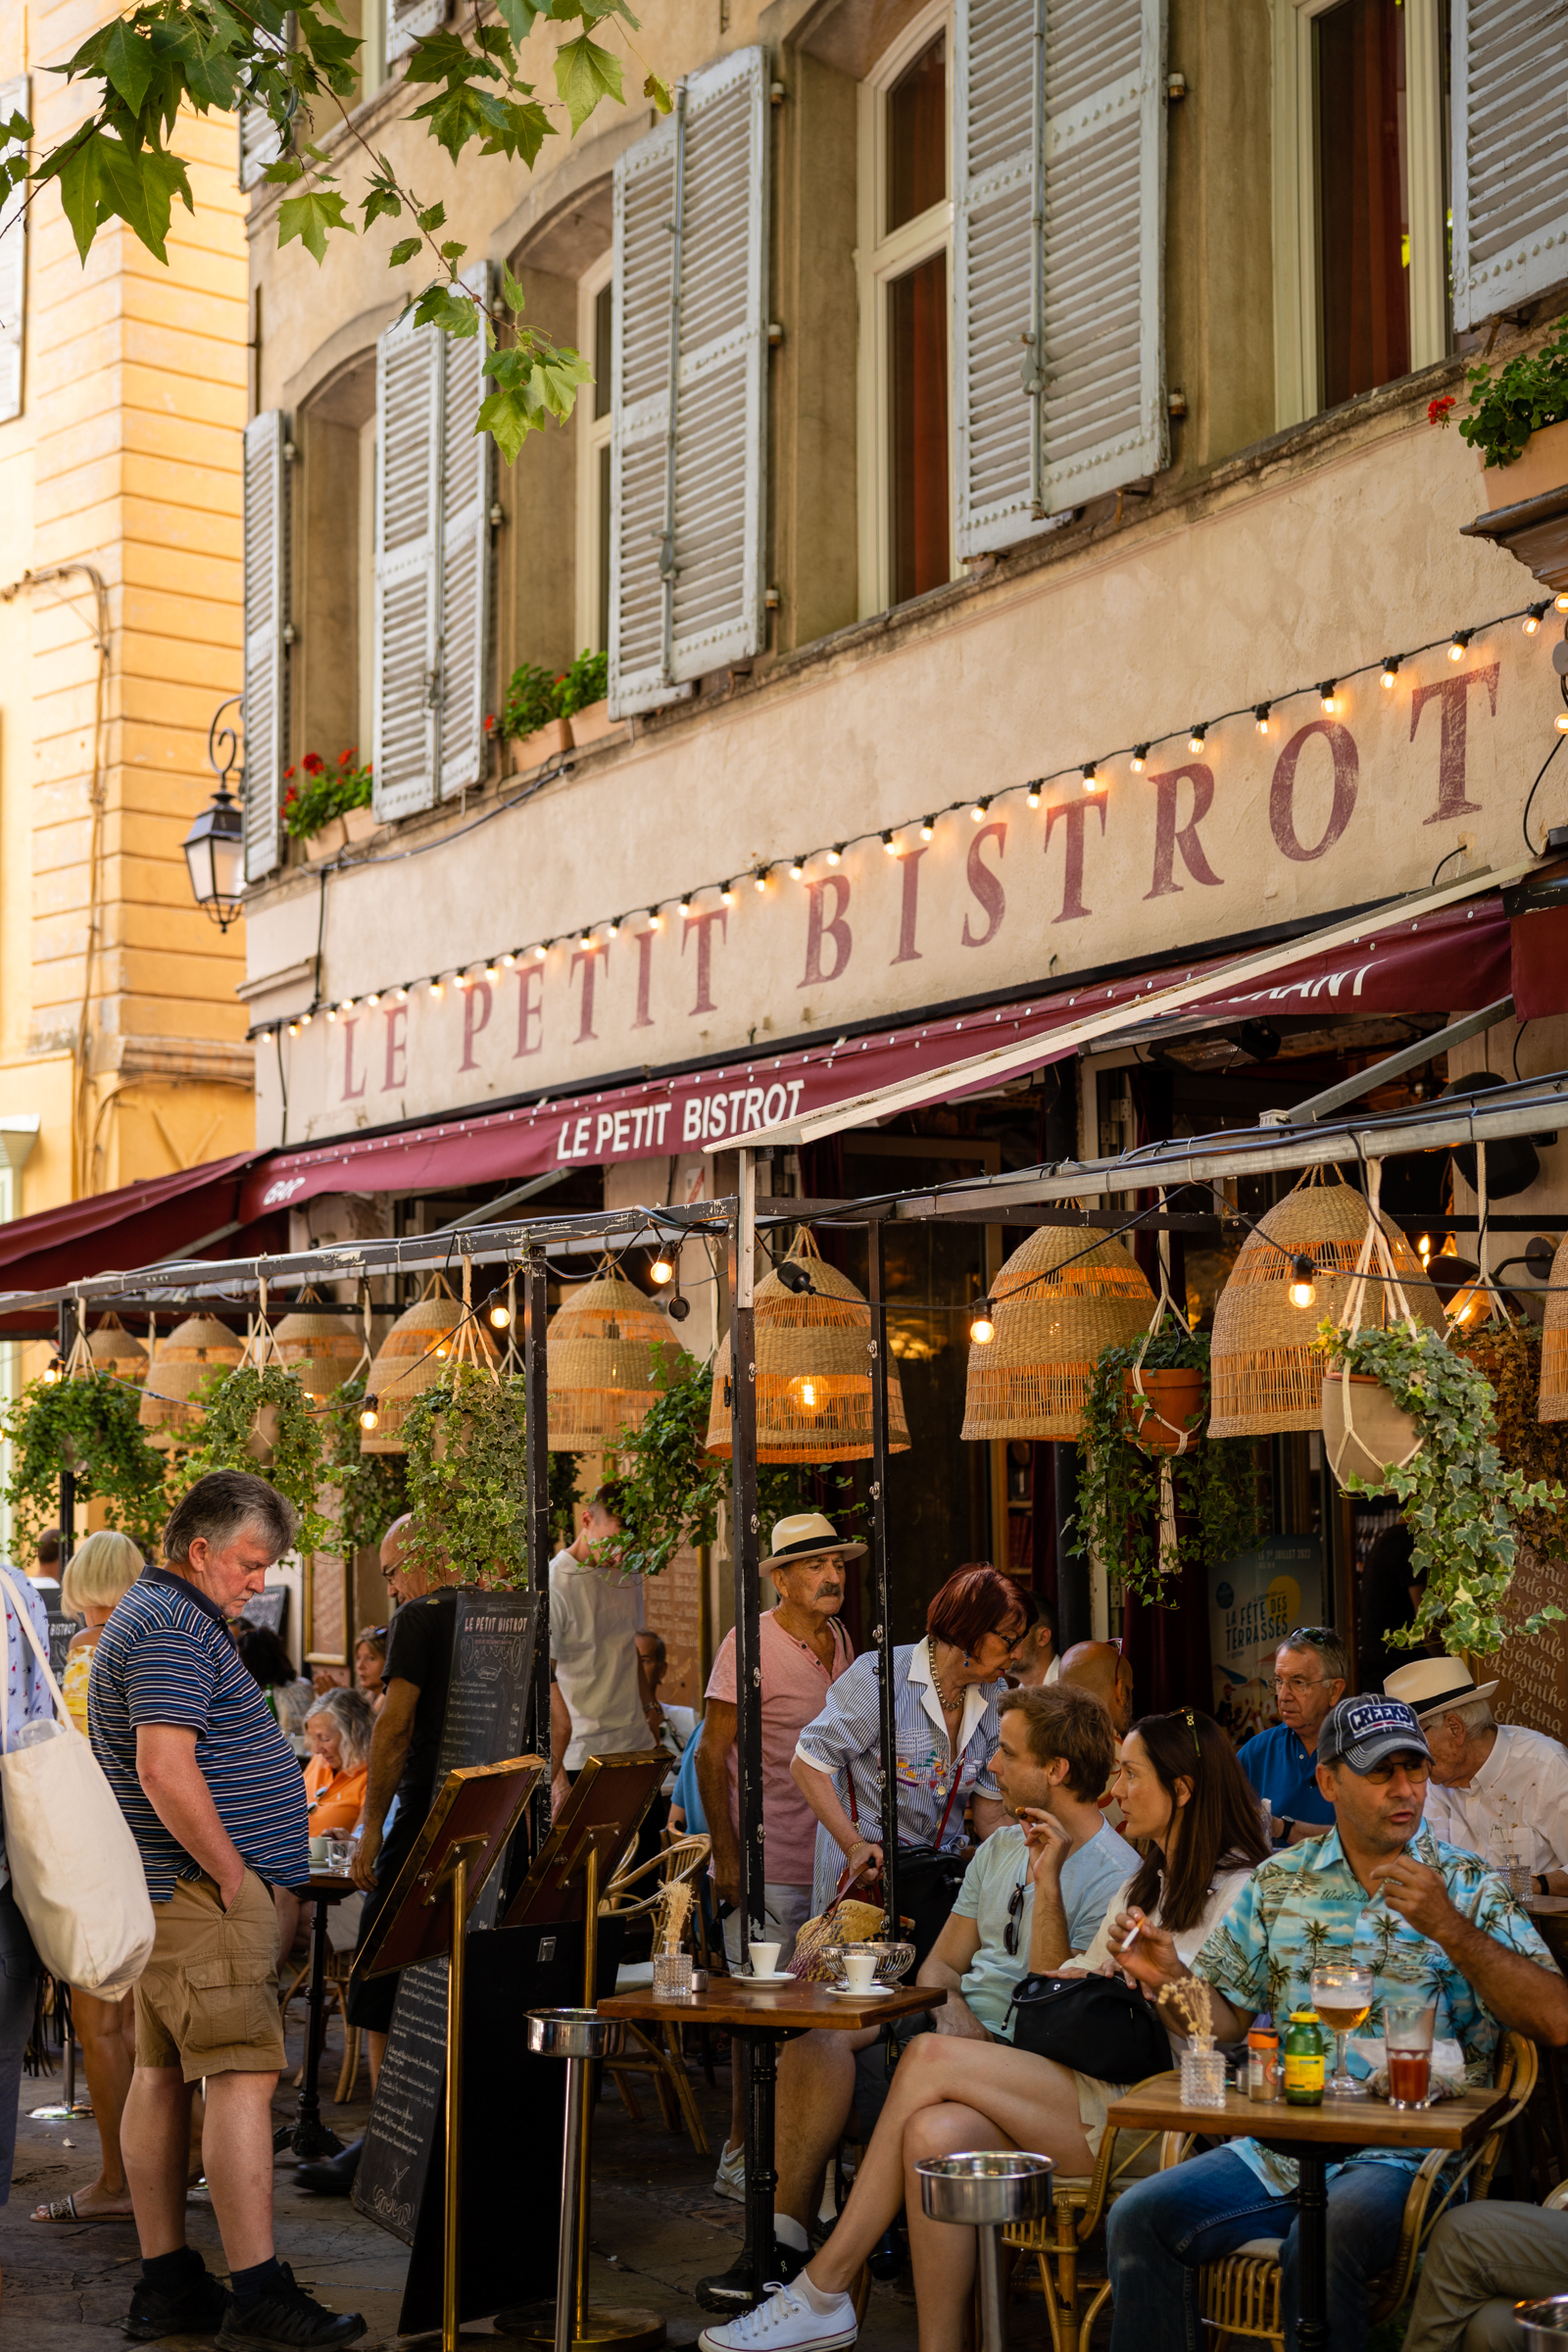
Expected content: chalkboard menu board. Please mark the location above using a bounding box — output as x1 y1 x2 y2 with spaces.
432 1589 536 1931
352 1957 448 2244
1495 1543 1568 1739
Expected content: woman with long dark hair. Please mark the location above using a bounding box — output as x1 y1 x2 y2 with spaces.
697 1706 1269 2352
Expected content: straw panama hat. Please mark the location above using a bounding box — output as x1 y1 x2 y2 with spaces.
760 1512 866 1571
1383 1655 1499 1721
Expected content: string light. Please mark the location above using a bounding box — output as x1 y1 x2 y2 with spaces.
287 1020 300 1038
1554 713 1568 734
359 1394 379 1431
881 830 896 853
393 987 408 1004
1557 593 1568 612
1318 680 1337 713
1131 745 1150 773
969 1300 996 1346
489 1301 511 1328
578 928 591 948
1417 1233 1432 1266
1081 763 1100 794
1381 656 1400 689
1188 725 1206 755
920 815 935 840
789 856 805 878
1525 604 1548 634
646 906 662 929
1448 628 1473 662
535 942 549 959
1254 704 1271 735
366 992 380 1008
340 999 354 1013
605 917 619 939
971 797 991 821
649 1250 675 1285
719 881 735 905
1025 780 1042 808
754 868 767 892
484 961 499 981
680 893 692 913
42 1356 62 1387
501 952 516 968
428 976 443 999
326 1006 338 1023
826 844 843 866
299 1010 313 1027
1288 1254 1317 1309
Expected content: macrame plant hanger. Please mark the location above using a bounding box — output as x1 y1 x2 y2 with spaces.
1327 1158 1424 1484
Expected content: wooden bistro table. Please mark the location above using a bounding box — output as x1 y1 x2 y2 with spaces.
599 1978 945 2305
1104 2073 1509 2352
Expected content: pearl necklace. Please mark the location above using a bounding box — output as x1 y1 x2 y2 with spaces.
928 1648 961 1715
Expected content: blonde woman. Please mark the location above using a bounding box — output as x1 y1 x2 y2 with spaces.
35 1532 144 2223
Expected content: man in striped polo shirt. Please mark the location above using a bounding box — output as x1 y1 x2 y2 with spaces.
92 1470 365 2351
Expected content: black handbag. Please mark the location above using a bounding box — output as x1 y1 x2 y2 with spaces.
1004 1971 1173 2082
849 1775 969 1965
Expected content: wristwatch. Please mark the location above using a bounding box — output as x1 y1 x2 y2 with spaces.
1535 1873 1550 1896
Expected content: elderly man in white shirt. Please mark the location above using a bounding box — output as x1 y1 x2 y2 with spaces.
1386 1656 1568 1895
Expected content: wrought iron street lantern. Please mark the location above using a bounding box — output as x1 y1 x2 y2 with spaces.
184 697 246 930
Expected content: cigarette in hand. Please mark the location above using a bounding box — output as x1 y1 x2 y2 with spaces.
1117 1919 1143 1955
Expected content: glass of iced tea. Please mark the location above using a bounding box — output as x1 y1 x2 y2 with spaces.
1383 1995 1436 2108
1310 1963 1374 2096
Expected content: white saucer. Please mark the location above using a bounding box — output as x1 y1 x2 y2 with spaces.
830 1983 892 1998
746 1969 794 1983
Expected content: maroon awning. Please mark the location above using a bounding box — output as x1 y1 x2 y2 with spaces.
0 1153 266 1305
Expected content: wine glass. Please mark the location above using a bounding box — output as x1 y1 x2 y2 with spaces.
1310 1962 1374 2097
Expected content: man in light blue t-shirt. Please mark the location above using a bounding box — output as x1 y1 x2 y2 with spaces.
932 1684 1139 2036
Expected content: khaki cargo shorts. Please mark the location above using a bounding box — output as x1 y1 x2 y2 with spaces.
134 1868 284 2082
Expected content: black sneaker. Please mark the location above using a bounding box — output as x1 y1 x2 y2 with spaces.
696 2241 808 2314
215 2265 367 2351
124 2263 228 2340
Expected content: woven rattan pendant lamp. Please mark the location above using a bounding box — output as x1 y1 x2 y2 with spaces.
275 1308 368 1403
359 1281 496 1454
548 1263 690 1450
1208 1169 1445 1438
1540 1233 1568 1421
705 1227 910 1463
138 1314 244 1444
960 1221 1156 1443
86 1312 148 1384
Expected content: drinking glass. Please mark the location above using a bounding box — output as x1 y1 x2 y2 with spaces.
325 1836 353 1875
1383 1995 1436 2108
1310 1963 1374 2097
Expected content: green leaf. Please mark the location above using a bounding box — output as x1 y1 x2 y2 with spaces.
416 201 446 231
100 20 157 115
387 233 421 265
409 80 509 163
496 0 546 38
553 32 622 132
643 72 672 113
277 185 352 263
414 280 481 335
501 263 528 315
262 153 305 184
92 132 191 264
362 182 402 229
402 30 491 83
477 97 552 165
439 238 467 260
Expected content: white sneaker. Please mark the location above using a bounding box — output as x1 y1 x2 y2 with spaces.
713 2140 746 2203
698 2279 858 2352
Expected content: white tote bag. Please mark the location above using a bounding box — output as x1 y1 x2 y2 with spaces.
0 1569 155 2000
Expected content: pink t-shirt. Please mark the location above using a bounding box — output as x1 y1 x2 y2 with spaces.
706 1609 855 1886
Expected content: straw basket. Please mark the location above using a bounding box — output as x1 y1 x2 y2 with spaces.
548 1267 691 1451
138 1314 244 1444
1207 1173 1444 1438
705 1230 910 1463
86 1312 147 1384
1540 1234 1568 1422
274 1310 368 1403
360 1291 496 1453
960 1225 1155 1443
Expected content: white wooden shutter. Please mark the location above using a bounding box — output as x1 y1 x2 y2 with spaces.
0 77 26 425
954 0 1166 555
242 411 290 882
387 0 445 67
372 311 440 822
238 23 287 191
1451 0 1568 332
610 47 768 716
439 263 492 798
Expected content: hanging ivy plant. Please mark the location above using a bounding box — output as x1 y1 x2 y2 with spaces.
1069 1328 1267 1607
403 1363 530 1588
321 1377 409 1559
1448 1319 1568 1557
0 1372 169 1556
181 1363 330 1554
612 1348 861 1579
1320 1317 1566 1659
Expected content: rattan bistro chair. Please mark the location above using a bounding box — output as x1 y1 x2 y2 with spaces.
1000 2073 1190 2352
1179 2034 1539 2352
599 1833 712 2155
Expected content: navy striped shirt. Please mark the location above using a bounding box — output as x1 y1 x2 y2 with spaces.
90 1566 309 1901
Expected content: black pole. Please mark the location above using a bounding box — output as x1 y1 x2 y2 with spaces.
522 1252 552 1853
866 1222 898 1934
57 1300 75 1572
1051 1442 1090 1650
728 1158 770 2302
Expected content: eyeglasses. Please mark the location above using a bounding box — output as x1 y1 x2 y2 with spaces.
1274 1672 1327 1695
1004 1872 1028 1957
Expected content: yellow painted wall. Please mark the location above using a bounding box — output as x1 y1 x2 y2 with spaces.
0 0 255 1227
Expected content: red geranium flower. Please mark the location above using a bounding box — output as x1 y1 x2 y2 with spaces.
303 751 325 774
339 746 357 768
1428 394 1456 426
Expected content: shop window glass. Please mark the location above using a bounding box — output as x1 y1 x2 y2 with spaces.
1316 0 1410 407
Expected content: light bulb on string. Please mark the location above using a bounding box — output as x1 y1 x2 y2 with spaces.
489 1301 511 1329
789 856 805 878
606 917 620 939
287 1021 300 1038
920 815 935 840
1381 656 1400 689
484 962 499 982
649 1249 675 1286
340 1000 354 1014
325 1007 337 1024
299 1010 313 1026
1131 745 1150 773
720 881 735 906
367 992 380 1009
1288 1254 1317 1309
1188 724 1206 755
1417 1233 1432 1266
501 952 516 969
881 830 896 854
1448 628 1472 662
1025 780 1042 808
1557 593 1568 612
393 987 408 1004
535 942 549 959
1254 705 1271 736
1525 605 1548 634
1081 764 1100 794
646 907 662 930
42 1356 62 1387
1555 713 1568 735
680 894 692 914
1318 681 1337 714
969 1300 996 1346
971 797 990 822
359 1394 379 1431
754 868 767 892
428 976 444 999
826 845 843 866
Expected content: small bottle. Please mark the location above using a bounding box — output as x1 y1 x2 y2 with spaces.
1283 2009 1326 2106
1248 2014 1280 2102
14 1719 64 1749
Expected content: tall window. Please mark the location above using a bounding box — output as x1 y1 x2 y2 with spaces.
858 15 954 617
1271 0 1447 427
576 256 614 653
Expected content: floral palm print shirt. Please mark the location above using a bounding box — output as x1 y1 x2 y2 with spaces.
1191 1824 1553 2194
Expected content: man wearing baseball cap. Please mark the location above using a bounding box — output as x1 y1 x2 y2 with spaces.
1385 1655 1568 1896
1102 1692 1568 2352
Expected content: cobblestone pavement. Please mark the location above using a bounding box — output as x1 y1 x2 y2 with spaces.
0 2026 1001 2351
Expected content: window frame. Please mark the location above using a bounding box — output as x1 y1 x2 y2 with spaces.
575 247 614 657
856 1 956 621
1270 0 1448 430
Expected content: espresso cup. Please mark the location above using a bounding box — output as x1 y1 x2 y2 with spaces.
308 1835 328 1866
843 1950 878 1993
749 1940 782 1977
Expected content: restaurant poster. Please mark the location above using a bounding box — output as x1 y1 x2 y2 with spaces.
1210 1538 1322 1740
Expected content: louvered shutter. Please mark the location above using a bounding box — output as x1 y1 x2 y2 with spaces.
243 411 290 882
1451 0 1568 332
954 0 1166 556
238 23 287 191
0 76 26 425
610 47 768 716
439 264 493 798
387 0 445 67
372 311 440 822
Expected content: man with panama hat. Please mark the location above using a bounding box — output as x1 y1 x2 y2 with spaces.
1385 1655 1568 1894
696 1513 858 2202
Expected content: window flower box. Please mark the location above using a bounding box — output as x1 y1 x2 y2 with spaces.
568 698 615 747
342 805 378 845
1479 417 1568 511
509 719 572 771
304 816 347 860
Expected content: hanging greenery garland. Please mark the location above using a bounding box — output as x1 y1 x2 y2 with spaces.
181 1363 330 1554
403 1363 531 1588
321 1377 409 1559
1070 1328 1267 1607
0 1371 168 1556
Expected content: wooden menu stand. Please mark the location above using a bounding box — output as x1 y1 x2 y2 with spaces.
355 1756 545 2352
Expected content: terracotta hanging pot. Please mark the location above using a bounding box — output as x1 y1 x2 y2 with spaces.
1321 1369 1421 1492
1121 1367 1205 1457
